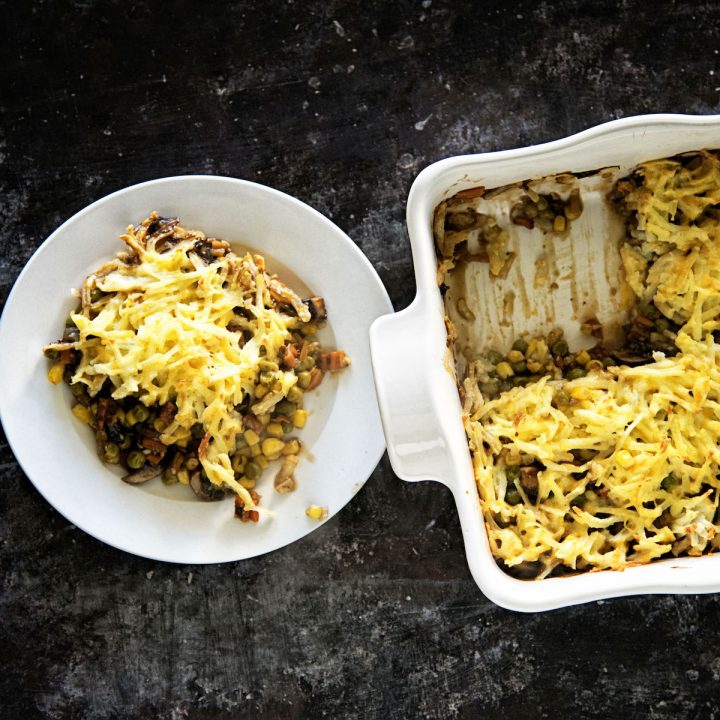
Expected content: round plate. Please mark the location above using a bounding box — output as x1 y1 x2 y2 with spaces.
0 176 392 563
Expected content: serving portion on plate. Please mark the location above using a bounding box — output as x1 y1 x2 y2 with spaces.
0 176 392 563
44 211 349 522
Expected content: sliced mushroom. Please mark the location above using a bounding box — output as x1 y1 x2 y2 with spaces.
304 296 327 321
268 276 311 322
519 466 539 496
122 465 162 485
189 471 226 501
611 351 651 365
274 455 299 494
502 559 543 580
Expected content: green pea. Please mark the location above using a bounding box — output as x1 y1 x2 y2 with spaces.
127 451 146 469
287 386 303 403
70 383 86 397
297 371 312 389
298 356 315 371
506 487 522 505
104 442 120 463
486 350 504 365
512 338 529 354
661 474 679 491
133 404 150 422
553 390 570 405
480 379 500 396
245 461 261 480
566 367 586 381
510 361 527 374
551 339 569 357
655 317 670 332
260 371 276 386
274 400 296 416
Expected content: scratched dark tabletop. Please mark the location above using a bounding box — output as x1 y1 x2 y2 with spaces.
2 1 720 718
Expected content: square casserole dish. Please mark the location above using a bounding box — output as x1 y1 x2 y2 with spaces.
370 114 720 612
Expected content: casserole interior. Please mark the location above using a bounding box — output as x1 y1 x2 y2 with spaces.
371 114 720 611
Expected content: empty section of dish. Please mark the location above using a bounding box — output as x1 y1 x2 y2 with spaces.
438 169 629 378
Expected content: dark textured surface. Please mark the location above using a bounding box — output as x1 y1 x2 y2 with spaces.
2 1 720 718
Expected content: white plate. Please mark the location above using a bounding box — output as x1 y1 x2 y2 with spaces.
0 176 392 563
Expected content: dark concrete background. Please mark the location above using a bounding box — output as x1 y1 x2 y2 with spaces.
2 1 720 718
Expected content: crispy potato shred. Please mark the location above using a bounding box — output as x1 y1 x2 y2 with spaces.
445 150 720 578
45 213 348 516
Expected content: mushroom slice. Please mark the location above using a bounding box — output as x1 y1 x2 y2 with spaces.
274 455 299 494
189 471 226 501
122 465 162 484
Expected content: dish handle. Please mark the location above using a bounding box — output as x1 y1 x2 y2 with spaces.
369 299 453 484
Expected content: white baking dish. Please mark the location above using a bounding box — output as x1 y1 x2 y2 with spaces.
370 114 720 612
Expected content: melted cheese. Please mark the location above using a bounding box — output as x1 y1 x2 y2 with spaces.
71 231 299 509
620 151 720 339
458 151 720 576
465 332 720 574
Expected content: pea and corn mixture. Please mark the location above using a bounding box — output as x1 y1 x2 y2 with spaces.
437 150 720 579
44 213 348 520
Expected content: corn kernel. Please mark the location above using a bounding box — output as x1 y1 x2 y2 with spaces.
48 362 65 384
293 409 308 428
71 403 91 424
153 418 166 432
254 384 269 399
305 505 328 521
256 455 269 469
496 361 514 379
244 429 260 446
507 350 524 363
553 215 566 232
232 454 247 473
616 450 634 468
283 439 301 455
262 438 285 458
576 350 591 366
266 422 284 438
250 442 261 457
177 469 190 485
526 360 543 373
